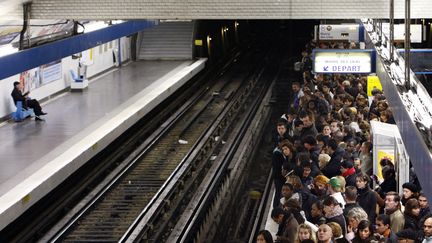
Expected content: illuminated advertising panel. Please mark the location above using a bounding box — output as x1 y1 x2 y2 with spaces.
313 49 375 74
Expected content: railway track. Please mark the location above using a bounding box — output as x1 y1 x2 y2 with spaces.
40 49 268 242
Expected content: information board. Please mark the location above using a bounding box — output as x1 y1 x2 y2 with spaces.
319 24 360 42
313 49 375 74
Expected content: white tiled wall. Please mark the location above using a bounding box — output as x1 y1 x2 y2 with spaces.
30 0 432 20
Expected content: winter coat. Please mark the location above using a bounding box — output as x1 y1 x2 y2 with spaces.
277 213 299 243
300 125 318 141
357 187 377 222
377 176 397 198
342 167 357 187
301 190 318 220
325 205 347 236
403 213 421 232
272 148 287 183
388 209 405 233
322 147 344 178
274 131 291 148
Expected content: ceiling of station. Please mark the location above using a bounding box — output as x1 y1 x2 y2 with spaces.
27 0 432 20
0 0 26 20
2 0 432 21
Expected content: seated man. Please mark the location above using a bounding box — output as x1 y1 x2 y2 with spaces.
11 81 47 121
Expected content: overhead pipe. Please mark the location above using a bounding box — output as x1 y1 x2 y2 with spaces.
19 2 31 50
405 0 411 90
390 0 395 62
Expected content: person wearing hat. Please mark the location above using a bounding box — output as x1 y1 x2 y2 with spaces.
340 160 356 187
396 229 418 243
402 182 419 206
328 177 346 209
311 175 329 200
11 81 47 121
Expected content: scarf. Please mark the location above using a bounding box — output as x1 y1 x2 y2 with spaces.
383 229 391 238
342 167 356 177
385 207 398 215
325 204 344 218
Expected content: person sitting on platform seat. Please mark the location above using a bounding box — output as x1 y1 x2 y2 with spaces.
11 81 47 121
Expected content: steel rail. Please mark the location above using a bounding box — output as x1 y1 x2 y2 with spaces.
42 77 209 243
166 63 271 242
41 51 253 243
122 60 265 243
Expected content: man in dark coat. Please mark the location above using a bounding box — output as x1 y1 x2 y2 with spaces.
274 119 291 148
375 214 398 243
271 207 299 243
343 186 361 219
322 139 343 178
299 110 318 140
11 81 47 120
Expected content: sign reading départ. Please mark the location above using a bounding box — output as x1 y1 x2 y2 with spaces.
313 49 375 74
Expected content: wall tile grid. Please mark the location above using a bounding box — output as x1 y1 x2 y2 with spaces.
30 0 432 20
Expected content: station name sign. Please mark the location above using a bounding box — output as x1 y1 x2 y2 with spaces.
313 49 375 74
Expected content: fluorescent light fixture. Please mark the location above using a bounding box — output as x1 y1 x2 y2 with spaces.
0 44 18 57
83 21 109 33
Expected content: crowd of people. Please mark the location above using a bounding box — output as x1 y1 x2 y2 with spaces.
256 40 431 243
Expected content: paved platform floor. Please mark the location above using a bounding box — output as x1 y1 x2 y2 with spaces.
0 59 209 230
0 61 184 189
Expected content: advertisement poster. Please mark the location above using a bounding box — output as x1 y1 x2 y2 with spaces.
19 59 62 91
19 68 40 93
367 75 383 97
40 60 62 85
377 150 395 180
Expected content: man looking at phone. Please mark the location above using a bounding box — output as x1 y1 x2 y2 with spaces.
11 81 47 121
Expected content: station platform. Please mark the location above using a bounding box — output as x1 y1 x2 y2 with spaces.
0 58 206 230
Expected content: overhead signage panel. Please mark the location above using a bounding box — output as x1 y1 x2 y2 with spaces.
313 49 375 74
382 23 422 43
319 24 360 42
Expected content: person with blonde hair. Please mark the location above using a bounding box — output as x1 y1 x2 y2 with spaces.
318 153 331 170
327 222 349 243
295 223 317 243
317 224 333 243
